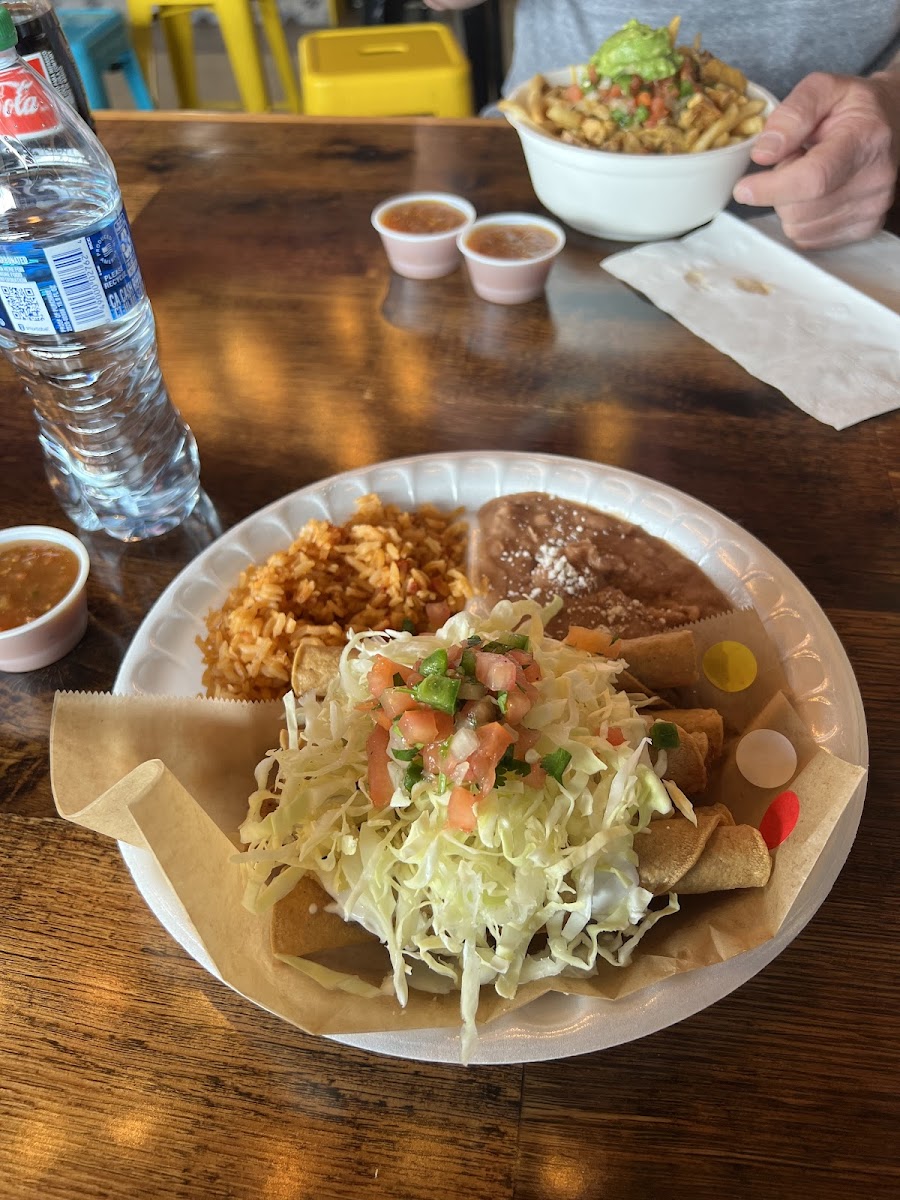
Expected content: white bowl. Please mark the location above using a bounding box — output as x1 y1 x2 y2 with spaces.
503 69 778 242
0 525 90 672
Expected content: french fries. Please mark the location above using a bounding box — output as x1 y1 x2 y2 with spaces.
690 102 741 153
500 37 767 157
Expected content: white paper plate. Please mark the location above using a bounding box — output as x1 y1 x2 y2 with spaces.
114 452 868 1064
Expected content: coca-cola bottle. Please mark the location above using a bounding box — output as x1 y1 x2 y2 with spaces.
5 0 92 127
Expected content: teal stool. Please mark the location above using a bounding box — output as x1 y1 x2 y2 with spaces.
57 8 154 110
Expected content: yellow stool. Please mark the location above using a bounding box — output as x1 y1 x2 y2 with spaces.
299 23 472 117
127 0 301 113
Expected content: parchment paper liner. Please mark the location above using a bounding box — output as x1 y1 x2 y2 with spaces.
50 609 865 1037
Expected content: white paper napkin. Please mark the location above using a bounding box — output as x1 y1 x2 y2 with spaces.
601 212 900 429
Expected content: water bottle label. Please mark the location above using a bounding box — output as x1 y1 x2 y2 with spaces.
0 206 144 335
0 64 61 139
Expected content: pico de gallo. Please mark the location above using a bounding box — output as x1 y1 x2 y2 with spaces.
361 629 573 832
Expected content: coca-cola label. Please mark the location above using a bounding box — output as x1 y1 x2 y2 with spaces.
0 65 61 138
22 52 47 79
0 205 144 335
22 50 77 110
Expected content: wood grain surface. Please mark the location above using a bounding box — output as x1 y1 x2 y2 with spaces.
0 114 897 1200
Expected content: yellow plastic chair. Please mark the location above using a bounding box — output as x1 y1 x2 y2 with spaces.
127 0 301 113
299 23 472 117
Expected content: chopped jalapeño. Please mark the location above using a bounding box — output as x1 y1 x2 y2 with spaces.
420 648 449 676
650 721 680 750
413 673 461 714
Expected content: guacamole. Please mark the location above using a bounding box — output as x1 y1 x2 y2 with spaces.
591 19 682 83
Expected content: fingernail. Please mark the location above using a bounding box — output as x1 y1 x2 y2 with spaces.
733 181 752 203
754 131 784 158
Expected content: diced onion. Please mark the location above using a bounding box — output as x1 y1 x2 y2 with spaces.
449 726 480 761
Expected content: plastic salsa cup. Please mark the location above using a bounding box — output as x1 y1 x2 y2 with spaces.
0 525 90 672
371 191 476 280
457 212 566 304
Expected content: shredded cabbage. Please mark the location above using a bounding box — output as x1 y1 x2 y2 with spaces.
237 599 677 1062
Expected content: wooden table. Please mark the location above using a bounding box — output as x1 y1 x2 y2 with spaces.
1 114 898 1200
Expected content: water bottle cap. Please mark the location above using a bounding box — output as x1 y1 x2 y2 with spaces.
0 7 17 51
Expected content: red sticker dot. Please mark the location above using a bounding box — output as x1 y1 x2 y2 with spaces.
759 790 800 850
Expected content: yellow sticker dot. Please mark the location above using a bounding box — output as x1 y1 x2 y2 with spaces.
702 640 758 693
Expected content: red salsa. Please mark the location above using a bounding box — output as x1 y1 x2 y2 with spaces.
0 541 80 632
465 224 558 260
380 200 468 235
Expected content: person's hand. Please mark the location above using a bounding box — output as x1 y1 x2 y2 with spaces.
732 71 900 249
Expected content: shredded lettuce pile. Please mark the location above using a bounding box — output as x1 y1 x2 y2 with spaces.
236 599 679 1061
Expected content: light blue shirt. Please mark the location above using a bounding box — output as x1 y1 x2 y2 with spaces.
503 1 900 100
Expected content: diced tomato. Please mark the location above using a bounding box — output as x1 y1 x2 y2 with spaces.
564 626 613 654
472 720 515 763
368 654 400 698
379 687 420 719
398 708 441 746
397 708 453 747
465 722 516 794
565 83 582 103
636 90 652 108
466 761 496 796
355 698 380 712
607 725 626 747
446 644 463 669
426 601 451 630
422 742 446 776
587 65 599 86
523 764 547 789
366 725 394 808
432 711 455 740
609 82 622 98
648 96 669 126
475 652 517 693
447 785 478 832
509 649 541 682
368 654 420 697
514 668 540 701
503 687 532 726
514 727 540 755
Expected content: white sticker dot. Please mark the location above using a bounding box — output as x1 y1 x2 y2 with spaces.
735 729 797 789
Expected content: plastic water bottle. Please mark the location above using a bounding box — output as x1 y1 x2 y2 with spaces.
0 7 201 541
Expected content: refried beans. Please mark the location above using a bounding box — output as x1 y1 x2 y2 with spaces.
476 493 732 640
